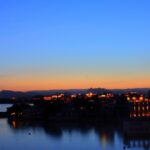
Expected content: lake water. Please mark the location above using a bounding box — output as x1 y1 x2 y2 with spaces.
0 104 12 112
0 104 150 150
0 118 149 150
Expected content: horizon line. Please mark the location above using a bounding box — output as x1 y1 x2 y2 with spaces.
1 87 150 93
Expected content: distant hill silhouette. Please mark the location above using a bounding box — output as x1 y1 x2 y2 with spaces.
0 88 150 99
0 90 26 99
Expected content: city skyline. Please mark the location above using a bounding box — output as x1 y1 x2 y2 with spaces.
0 0 150 91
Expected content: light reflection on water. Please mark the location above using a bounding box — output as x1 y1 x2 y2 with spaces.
0 104 150 150
0 119 149 150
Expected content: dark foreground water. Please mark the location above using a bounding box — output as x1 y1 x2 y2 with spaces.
0 118 150 150
0 104 150 150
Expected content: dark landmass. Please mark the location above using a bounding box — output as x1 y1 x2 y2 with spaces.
0 88 150 99
5 91 150 122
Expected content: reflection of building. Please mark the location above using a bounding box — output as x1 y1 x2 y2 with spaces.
94 123 116 150
124 134 150 150
124 121 150 150
124 92 150 150
124 121 150 135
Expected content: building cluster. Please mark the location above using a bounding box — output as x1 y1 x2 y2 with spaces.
125 92 150 118
32 92 115 102
125 92 149 102
6 91 150 121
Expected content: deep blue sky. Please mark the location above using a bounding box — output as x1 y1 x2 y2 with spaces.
0 0 150 90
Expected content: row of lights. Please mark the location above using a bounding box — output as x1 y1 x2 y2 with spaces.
43 93 114 101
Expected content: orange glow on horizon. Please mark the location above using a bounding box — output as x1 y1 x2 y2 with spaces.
0 74 150 91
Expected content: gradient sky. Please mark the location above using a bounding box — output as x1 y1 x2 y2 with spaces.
0 0 150 91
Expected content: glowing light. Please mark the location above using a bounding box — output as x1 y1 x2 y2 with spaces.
132 97 136 101
71 94 77 98
142 107 145 111
99 94 106 98
86 92 94 98
147 106 149 110
139 96 144 101
58 94 64 98
52 95 58 99
11 112 16 116
127 97 130 101
44 96 52 101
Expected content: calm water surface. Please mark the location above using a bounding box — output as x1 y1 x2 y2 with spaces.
0 105 149 150
0 119 149 150
0 104 12 112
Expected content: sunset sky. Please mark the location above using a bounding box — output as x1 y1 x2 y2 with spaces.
0 0 150 91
